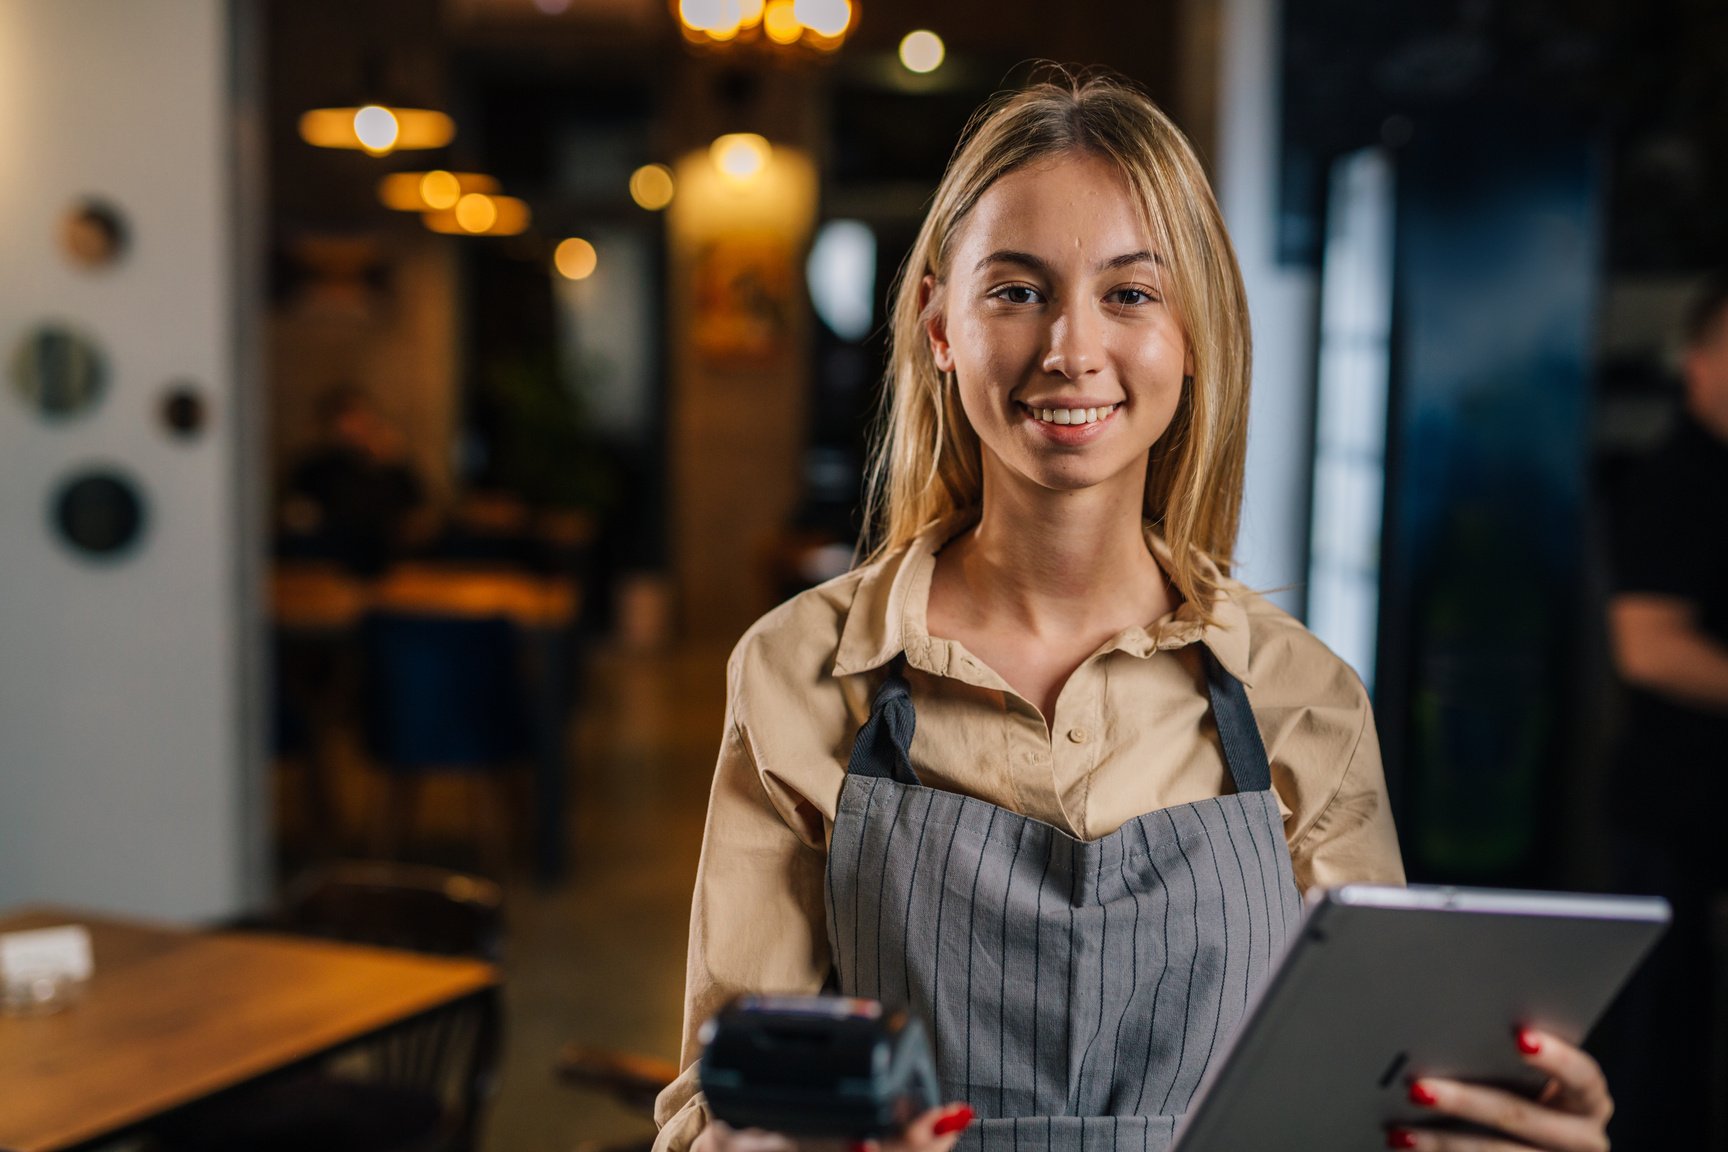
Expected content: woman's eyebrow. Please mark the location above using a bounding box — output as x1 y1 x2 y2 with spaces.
974 249 1160 274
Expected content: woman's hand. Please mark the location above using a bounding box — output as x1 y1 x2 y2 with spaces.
1388 1028 1612 1151
694 1104 975 1152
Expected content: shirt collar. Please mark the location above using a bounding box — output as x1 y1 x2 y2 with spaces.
831 519 1254 687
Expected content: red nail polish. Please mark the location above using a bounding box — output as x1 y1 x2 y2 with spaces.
1408 1080 1438 1107
850 1143 870 1152
932 1106 976 1137
1386 1129 1418 1150
1516 1028 1543 1055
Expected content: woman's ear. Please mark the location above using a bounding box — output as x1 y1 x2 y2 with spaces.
920 274 955 373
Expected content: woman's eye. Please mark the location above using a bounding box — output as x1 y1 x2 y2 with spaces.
994 285 1041 304
1108 287 1157 307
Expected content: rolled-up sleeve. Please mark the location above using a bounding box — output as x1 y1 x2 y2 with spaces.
1287 697 1404 893
652 659 832 1152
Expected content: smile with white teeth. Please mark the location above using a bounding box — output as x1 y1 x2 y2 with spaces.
1026 403 1119 426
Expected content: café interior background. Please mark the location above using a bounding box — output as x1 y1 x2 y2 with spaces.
2 0 1726 1147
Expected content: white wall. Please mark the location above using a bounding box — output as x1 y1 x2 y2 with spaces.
1217 0 1318 614
0 0 259 920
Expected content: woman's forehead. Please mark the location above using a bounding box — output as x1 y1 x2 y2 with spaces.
951 153 1161 268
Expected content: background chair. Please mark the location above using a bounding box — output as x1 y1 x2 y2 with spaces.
554 1042 679 1152
158 862 505 1152
361 610 530 875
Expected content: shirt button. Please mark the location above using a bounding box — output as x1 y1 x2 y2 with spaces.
1068 727 1089 744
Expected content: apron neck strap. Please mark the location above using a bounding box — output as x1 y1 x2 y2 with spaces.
846 649 1272 794
1202 646 1272 793
846 659 922 785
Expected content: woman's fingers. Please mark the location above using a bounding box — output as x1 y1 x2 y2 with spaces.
1514 1028 1614 1121
1402 1074 1609 1152
1387 1128 1550 1152
879 1103 974 1152
704 1122 801 1152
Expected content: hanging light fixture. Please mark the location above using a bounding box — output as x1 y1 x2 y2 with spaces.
422 194 532 237
672 0 855 52
299 103 455 157
710 134 771 185
378 170 500 212
299 41 457 157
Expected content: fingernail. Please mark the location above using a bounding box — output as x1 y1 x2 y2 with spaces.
850 1143 870 1152
1408 1079 1438 1107
1516 1027 1543 1055
1386 1129 1418 1150
933 1106 975 1137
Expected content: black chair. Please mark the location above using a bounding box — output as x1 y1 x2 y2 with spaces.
158 862 505 1152
360 611 531 875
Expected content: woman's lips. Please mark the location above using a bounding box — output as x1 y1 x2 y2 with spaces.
1022 402 1119 426
1017 400 1121 443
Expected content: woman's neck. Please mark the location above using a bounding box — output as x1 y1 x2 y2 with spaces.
937 469 1171 640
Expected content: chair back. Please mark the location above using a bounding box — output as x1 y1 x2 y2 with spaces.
361 611 528 769
276 862 506 1152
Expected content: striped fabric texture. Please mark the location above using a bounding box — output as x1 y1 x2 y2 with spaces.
826 657 1303 1151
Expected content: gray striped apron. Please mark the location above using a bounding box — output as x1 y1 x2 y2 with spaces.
825 651 1303 1151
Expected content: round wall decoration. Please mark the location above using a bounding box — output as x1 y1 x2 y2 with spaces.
50 470 147 559
9 324 107 420
59 199 129 270
160 383 208 440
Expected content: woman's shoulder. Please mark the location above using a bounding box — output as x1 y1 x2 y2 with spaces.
727 544 910 700
1221 577 1370 714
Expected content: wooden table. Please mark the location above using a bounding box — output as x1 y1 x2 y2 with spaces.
0 907 499 1152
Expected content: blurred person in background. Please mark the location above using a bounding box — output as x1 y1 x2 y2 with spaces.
281 383 428 577
658 71 1618 1152
1606 274 1728 1148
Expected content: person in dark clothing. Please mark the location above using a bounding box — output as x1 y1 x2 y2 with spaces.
283 385 427 577
1606 273 1728 1149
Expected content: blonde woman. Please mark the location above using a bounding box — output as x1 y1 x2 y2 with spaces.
657 71 1615 1152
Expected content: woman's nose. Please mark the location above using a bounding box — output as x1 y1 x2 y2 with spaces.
1040 305 1103 378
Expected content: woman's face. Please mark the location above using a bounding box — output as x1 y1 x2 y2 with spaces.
926 149 1190 505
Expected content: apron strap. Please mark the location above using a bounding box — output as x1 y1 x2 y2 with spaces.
846 660 922 785
1202 647 1272 793
845 650 1270 794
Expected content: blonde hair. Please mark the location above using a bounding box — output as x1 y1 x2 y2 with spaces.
861 68 1252 621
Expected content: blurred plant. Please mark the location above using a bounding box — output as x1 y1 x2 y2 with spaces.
478 353 617 513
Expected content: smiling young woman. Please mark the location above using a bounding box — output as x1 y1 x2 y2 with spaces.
655 70 1616 1152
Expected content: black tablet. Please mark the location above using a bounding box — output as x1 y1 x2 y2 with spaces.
1169 884 1669 1151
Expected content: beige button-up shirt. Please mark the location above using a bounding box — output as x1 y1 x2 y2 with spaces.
653 525 1404 1151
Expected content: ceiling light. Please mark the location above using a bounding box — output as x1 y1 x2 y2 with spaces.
298 105 455 156
792 0 850 38
711 133 771 183
423 195 531 236
675 0 855 50
629 164 676 210
378 170 501 212
898 30 944 74
554 238 599 281
762 0 800 42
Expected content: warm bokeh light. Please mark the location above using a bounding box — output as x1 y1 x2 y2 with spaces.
678 0 853 48
898 29 944 73
353 106 400 153
298 106 456 154
792 0 850 37
629 164 676 210
420 170 461 209
679 0 728 31
454 193 499 233
711 133 771 183
554 238 599 281
378 171 501 212
423 195 531 236
762 0 800 43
